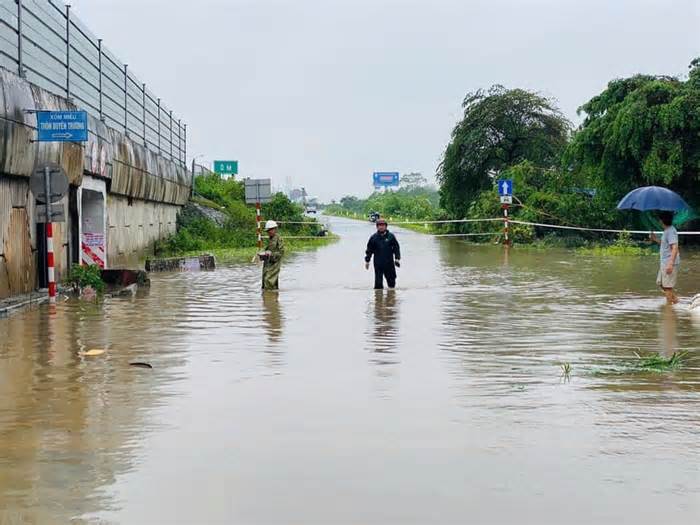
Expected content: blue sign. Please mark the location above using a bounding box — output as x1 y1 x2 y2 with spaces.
37 111 88 142
373 172 400 187
498 179 513 196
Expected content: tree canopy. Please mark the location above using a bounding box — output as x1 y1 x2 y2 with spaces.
566 59 700 205
437 85 571 216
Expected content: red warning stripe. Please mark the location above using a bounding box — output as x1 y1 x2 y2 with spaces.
81 242 105 268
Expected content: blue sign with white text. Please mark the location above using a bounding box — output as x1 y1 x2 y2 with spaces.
373 172 400 187
498 179 513 196
37 111 88 142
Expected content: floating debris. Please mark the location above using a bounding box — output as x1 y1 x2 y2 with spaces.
81 349 106 357
129 362 153 369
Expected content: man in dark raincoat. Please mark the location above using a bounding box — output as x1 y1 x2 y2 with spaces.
365 218 401 289
261 220 285 290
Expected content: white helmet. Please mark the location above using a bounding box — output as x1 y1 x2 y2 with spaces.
265 220 278 230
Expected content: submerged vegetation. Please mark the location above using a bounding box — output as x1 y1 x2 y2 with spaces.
591 351 690 376
632 351 687 372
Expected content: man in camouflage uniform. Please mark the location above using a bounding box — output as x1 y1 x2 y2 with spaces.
261 220 284 290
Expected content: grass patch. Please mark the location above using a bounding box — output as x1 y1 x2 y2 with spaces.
154 173 335 260
632 351 687 371
576 231 653 256
577 245 652 256
165 235 339 262
591 351 688 377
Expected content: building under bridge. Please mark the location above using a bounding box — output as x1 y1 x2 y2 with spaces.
0 0 191 299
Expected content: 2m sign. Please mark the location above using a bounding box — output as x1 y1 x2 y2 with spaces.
213 160 238 175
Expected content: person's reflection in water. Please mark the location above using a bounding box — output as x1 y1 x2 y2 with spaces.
659 304 678 358
369 289 400 364
261 291 284 346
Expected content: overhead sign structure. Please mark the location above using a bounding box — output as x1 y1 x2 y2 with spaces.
213 160 238 175
244 178 272 204
373 172 400 187
37 110 88 142
498 179 513 196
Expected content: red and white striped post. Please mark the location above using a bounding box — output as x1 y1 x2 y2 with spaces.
503 203 510 246
46 222 56 302
255 201 263 250
43 166 57 303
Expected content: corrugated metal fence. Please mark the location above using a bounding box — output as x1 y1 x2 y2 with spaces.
0 0 186 166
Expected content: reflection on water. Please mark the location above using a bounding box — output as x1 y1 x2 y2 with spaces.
660 304 678 357
1 217 699 523
368 289 399 357
261 290 284 344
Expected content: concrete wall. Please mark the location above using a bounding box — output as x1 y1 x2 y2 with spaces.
0 68 191 205
0 176 70 299
0 67 190 299
107 194 179 269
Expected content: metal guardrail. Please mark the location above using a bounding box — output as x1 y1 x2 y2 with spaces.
0 0 186 166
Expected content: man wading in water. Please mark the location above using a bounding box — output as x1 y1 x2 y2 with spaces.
260 220 284 290
650 211 680 304
365 218 401 289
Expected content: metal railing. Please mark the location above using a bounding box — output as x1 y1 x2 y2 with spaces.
0 0 186 165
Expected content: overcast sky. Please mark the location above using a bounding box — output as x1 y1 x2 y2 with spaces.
70 0 698 201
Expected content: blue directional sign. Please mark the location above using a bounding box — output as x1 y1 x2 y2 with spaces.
37 111 88 142
373 172 400 187
498 179 513 196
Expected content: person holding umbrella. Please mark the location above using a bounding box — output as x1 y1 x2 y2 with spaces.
650 211 680 304
617 186 688 305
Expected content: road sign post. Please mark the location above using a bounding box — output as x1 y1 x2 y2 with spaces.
43 167 56 302
31 110 88 304
30 163 71 303
245 179 272 251
498 179 513 197
498 179 514 247
256 202 263 250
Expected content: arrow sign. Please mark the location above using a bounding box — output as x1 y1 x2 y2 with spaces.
37 110 88 142
498 179 513 196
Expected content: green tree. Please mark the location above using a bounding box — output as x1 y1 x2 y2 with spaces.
438 85 571 217
566 58 700 205
264 192 305 222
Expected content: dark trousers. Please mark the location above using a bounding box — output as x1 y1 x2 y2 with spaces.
374 265 396 289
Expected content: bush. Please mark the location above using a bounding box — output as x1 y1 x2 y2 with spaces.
157 174 323 256
330 186 441 222
67 263 105 293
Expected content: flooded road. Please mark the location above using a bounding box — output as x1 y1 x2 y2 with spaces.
1 216 699 524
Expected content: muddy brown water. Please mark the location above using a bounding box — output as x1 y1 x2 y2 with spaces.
1 216 699 524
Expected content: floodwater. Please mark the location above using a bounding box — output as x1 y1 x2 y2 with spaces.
1 217 699 524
